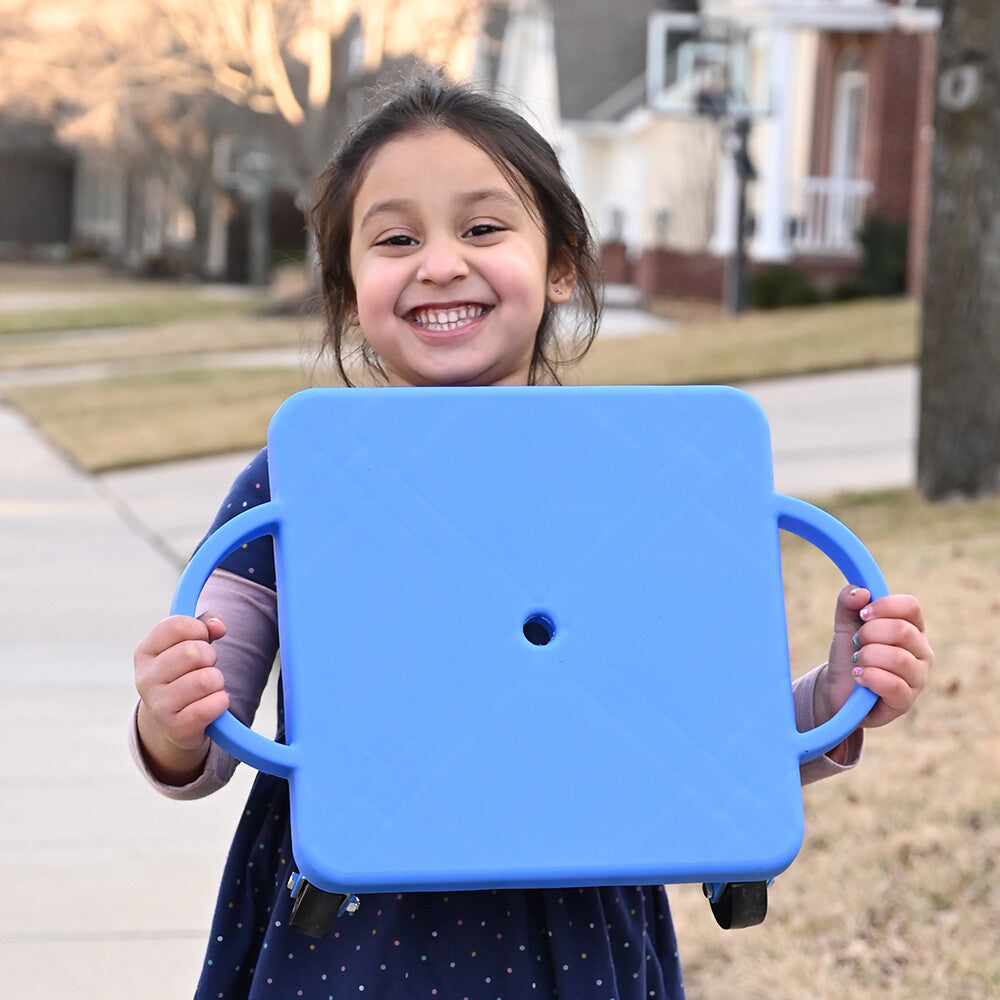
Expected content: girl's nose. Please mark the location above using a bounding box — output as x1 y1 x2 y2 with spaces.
416 237 469 285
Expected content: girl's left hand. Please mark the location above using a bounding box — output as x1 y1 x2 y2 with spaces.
817 585 933 729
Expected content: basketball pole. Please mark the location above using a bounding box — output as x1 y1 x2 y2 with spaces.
727 115 756 315
697 90 757 315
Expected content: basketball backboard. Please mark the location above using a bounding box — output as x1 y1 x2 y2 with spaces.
646 12 766 119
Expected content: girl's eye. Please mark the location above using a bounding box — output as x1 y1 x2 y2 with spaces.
377 234 416 247
465 223 504 239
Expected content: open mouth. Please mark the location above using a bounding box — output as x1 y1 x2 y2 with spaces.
409 304 488 332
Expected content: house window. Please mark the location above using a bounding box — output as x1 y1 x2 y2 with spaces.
831 48 867 180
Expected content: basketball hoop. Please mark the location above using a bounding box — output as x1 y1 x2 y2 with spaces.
646 12 762 314
646 12 765 122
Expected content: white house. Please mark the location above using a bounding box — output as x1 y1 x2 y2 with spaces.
488 0 940 300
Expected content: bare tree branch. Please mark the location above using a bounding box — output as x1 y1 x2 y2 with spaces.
0 0 488 133
249 0 305 124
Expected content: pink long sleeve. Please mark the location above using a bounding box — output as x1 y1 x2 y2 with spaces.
794 664 863 785
129 570 279 800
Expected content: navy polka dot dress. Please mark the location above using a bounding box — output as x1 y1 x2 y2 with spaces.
194 450 686 1000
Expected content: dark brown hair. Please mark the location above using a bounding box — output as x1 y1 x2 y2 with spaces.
308 75 603 385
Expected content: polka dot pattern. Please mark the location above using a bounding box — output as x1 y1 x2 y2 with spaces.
196 449 276 591
195 772 685 999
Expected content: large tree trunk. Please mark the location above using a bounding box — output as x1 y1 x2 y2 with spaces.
917 0 1000 499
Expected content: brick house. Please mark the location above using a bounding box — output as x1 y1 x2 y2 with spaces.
488 0 940 301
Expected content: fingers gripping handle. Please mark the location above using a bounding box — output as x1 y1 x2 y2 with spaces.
170 503 295 779
775 494 888 764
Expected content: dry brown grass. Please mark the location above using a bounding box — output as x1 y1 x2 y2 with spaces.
3 365 345 470
0 260 269 335
672 490 1000 999
572 298 919 386
0 310 322 370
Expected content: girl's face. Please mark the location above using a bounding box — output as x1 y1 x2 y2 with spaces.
348 127 575 387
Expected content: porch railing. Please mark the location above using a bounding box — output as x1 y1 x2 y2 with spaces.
789 177 873 255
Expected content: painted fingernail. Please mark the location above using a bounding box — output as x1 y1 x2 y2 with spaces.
859 607 871 620
852 651 859 664
849 587 860 597
853 666 863 678
852 632 860 648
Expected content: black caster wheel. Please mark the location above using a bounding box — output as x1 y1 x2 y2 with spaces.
705 881 768 929
288 878 359 938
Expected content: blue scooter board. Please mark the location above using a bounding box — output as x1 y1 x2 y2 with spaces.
172 385 885 916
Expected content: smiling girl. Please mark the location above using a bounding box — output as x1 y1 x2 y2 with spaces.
346 127 575 387
131 77 932 999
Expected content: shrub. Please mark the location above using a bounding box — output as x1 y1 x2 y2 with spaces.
827 278 870 302
748 265 821 309
857 216 909 296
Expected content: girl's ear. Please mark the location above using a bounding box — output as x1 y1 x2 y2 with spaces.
546 252 577 304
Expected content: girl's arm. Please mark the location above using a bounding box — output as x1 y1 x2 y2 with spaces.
131 570 278 799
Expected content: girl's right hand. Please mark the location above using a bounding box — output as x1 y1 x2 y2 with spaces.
133 614 229 785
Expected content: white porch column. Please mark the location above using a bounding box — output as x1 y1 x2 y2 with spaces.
709 144 739 255
751 26 793 262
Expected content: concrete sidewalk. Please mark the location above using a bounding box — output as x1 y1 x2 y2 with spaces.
0 364 917 999
0 405 258 999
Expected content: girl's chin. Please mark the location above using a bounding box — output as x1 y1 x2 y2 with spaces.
387 357 530 388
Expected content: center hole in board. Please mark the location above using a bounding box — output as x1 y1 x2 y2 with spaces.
523 613 555 646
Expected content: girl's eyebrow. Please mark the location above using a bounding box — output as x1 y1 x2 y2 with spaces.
358 198 413 230
458 188 522 210
358 188 522 230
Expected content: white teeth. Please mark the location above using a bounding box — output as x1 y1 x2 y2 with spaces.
412 305 485 331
